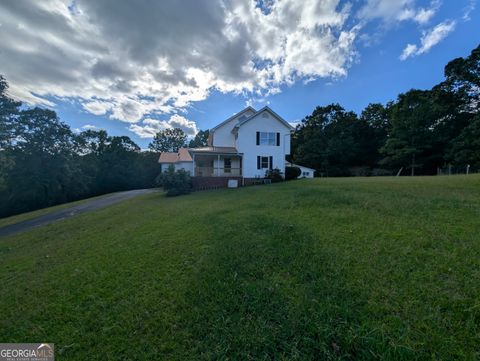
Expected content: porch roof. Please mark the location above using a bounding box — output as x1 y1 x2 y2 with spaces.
188 146 242 155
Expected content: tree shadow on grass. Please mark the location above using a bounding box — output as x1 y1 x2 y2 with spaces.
171 210 413 361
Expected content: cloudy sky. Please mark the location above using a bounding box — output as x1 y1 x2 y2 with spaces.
0 0 478 147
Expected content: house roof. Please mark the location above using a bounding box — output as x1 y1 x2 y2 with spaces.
286 161 316 171
210 106 256 132
188 146 241 154
158 147 193 163
234 106 294 130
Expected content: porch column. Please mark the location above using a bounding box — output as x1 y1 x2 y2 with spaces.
217 154 220 176
192 153 195 176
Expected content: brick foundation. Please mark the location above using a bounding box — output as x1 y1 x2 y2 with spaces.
192 176 244 190
191 177 271 190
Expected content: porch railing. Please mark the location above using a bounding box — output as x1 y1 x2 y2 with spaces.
195 167 242 177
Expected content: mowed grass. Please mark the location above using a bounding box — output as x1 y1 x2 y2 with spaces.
1 176 479 360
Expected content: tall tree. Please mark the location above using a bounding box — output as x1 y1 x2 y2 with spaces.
293 104 374 176
0 75 21 190
0 107 87 216
380 90 437 175
148 128 186 152
443 44 480 112
188 129 209 148
447 114 480 169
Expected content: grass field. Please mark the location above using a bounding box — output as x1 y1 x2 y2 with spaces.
1 176 479 360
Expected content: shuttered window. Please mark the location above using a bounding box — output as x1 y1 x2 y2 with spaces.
258 132 277 146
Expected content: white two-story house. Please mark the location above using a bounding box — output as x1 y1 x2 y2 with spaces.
159 106 294 183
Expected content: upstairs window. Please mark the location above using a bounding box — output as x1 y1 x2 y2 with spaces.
257 132 280 146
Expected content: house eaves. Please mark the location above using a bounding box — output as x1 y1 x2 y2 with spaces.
210 106 257 132
233 106 294 131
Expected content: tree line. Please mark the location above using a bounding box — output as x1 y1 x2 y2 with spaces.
291 44 480 176
0 44 478 217
0 77 159 218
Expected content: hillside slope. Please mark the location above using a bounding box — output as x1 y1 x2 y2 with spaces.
1 176 479 360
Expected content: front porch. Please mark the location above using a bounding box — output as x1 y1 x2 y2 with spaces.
192 152 242 177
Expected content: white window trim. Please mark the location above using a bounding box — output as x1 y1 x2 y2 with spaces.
260 156 269 169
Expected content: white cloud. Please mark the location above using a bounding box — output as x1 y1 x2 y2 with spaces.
82 100 112 116
400 43 418 60
128 115 197 139
358 0 440 25
400 20 456 60
0 0 461 130
81 124 100 130
463 0 476 21
0 0 359 127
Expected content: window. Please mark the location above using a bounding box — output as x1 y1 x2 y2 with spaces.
259 132 276 146
257 155 273 170
261 156 269 169
224 158 231 173
303 171 309 176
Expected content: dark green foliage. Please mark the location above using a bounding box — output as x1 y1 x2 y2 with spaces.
188 129 209 148
292 44 480 176
0 76 159 218
292 104 378 176
156 165 192 196
380 90 438 176
148 127 187 152
265 167 283 182
447 114 480 169
285 166 301 180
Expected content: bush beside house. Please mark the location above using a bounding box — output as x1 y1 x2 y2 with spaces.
265 168 284 183
156 165 192 196
285 166 301 180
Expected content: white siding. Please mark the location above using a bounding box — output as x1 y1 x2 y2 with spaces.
298 166 314 178
212 109 255 147
236 110 292 178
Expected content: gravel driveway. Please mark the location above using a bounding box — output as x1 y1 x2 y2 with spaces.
0 189 157 238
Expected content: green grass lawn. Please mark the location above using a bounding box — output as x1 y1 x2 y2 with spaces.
1 176 479 360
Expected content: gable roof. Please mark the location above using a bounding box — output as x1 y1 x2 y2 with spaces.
210 106 256 132
158 147 193 163
234 106 294 130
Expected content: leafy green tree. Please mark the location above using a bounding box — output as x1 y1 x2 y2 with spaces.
0 75 21 190
293 104 374 176
443 44 479 112
447 114 480 169
148 128 186 152
380 90 437 175
188 129 209 148
0 107 88 216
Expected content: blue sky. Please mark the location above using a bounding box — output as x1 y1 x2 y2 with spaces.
0 0 478 148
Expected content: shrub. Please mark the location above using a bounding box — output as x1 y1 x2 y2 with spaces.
285 166 301 180
156 165 192 196
265 168 283 182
